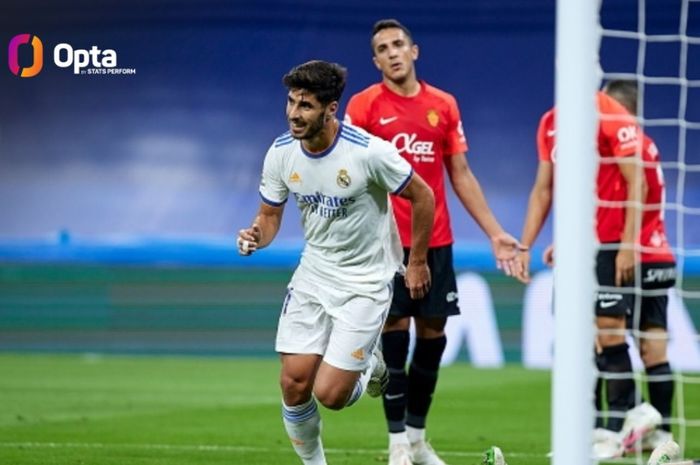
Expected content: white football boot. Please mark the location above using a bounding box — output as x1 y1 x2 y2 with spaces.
592 427 621 443
647 440 681 465
388 443 413 465
642 429 674 451
366 348 389 398
592 427 624 459
482 446 508 465
621 402 663 453
411 440 448 465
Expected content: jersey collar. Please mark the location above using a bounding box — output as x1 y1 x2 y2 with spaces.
300 121 342 159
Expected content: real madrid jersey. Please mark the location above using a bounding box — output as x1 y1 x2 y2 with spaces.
259 122 412 293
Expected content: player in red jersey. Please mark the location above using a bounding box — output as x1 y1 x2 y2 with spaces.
604 80 676 449
345 19 523 465
515 91 647 457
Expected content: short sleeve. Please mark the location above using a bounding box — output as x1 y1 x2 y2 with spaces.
367 139 413 194
537 110 555 162
344 94 368 130
443 95 469 156
258 145 288 206
597 92 640 158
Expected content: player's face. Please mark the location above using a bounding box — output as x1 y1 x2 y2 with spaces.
286 89 330 140
372 28 418 84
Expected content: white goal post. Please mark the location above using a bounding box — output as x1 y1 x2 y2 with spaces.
551 1 599 464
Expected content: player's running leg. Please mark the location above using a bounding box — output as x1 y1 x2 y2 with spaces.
280 354 327 465
366 345 389 398
314 286 390 409
342 346 388 406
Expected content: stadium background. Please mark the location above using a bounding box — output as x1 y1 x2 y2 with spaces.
1 0 699 362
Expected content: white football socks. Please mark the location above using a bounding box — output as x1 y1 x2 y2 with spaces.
389 431 410 447
282 398 326 465
345 361 373 406
406 425 426 444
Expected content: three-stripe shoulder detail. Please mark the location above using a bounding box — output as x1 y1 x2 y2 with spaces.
340 126 370 147
274 132 294 148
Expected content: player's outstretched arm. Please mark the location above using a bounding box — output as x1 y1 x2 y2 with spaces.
444 153 524 277
616 158 647 285
516 161 554 283
237 202 284 256
397 173 434 300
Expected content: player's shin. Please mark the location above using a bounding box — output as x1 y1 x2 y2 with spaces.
406 336 446 431
282 398 327 465
647 362 674 433
599 342 636 431
382 330 410 432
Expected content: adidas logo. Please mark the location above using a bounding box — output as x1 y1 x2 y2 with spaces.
350 348 364 360
289 172 301 183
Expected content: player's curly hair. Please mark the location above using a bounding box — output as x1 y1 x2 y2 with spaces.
282 60 347 105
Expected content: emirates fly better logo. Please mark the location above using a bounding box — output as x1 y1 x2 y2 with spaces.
7 34 136 77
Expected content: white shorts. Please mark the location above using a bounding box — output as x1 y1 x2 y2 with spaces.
275 273 391 372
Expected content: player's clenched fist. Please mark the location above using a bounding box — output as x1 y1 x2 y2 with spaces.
237 224 262 256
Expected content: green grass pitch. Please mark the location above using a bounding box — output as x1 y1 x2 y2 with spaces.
0 354 697 465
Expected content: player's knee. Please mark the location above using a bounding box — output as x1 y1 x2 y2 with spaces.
596 316 626 347
384 316 410 332
642 351 666 368
313 384 349 411
640 340 668 367
279 372 313 404
414 318 447 338
598 332 626 347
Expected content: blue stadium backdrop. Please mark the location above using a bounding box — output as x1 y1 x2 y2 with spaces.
1 1 698 365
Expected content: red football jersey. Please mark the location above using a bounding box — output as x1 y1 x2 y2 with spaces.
536 92 641 243
638 135 674 263
345 81 468 247
597 134 675 263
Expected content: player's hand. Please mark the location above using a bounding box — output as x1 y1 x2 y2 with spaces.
405 261 431 300
491 232 527 278
615 247 635 286
543 244 555 267
514 248 532 284
237 224 262 256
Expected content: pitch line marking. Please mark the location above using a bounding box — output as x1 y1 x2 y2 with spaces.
0 441 546 457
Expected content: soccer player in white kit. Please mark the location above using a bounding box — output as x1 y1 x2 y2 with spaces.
237 60 436 465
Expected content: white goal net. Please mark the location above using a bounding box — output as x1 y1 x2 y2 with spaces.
554 1 700 464
599 0 700 462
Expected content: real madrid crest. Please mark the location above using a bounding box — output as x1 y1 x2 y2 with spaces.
427 109 440 127
337 169 351 188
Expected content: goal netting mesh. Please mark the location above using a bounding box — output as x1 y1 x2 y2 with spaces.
597 0 700 461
